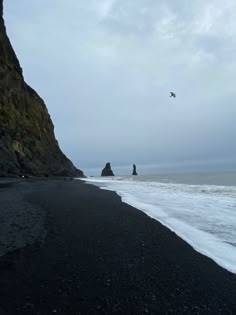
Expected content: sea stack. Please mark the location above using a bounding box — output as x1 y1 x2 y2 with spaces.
101 163 114 176
0 1 84 177
132 164 138 175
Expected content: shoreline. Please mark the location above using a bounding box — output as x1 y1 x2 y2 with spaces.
82 176 236 275
0 179 235 314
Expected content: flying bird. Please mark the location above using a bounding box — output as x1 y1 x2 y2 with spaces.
170 92 176 98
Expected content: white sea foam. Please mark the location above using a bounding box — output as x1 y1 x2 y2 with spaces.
79 175 236 274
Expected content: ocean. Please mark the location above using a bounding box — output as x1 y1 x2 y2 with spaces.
80 171 236 274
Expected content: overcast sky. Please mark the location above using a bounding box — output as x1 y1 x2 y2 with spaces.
4 0 236 174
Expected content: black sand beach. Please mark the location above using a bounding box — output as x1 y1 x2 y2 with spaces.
0 179 235 314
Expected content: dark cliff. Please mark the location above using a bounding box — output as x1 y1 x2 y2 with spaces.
0 1 84 177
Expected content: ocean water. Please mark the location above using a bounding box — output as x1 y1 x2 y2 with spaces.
80 172 236 274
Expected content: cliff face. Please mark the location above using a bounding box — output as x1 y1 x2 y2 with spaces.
0 1 84 177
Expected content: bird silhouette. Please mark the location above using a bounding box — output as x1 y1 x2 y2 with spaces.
170 92 176 98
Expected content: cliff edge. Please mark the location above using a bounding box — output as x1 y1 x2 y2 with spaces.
0 1 84 177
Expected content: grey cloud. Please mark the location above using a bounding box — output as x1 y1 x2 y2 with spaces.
3 0 236 173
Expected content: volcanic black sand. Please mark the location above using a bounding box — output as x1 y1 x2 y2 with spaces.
0 179 235 314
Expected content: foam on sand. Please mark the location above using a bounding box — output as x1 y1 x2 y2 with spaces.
81 177 236 274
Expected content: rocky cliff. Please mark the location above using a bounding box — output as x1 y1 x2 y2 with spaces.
0 1 84 177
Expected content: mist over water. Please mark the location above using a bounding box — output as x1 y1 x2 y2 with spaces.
82 158 236 177
80 171 236 274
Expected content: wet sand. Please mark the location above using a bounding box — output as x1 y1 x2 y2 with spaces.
0 179 235 314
